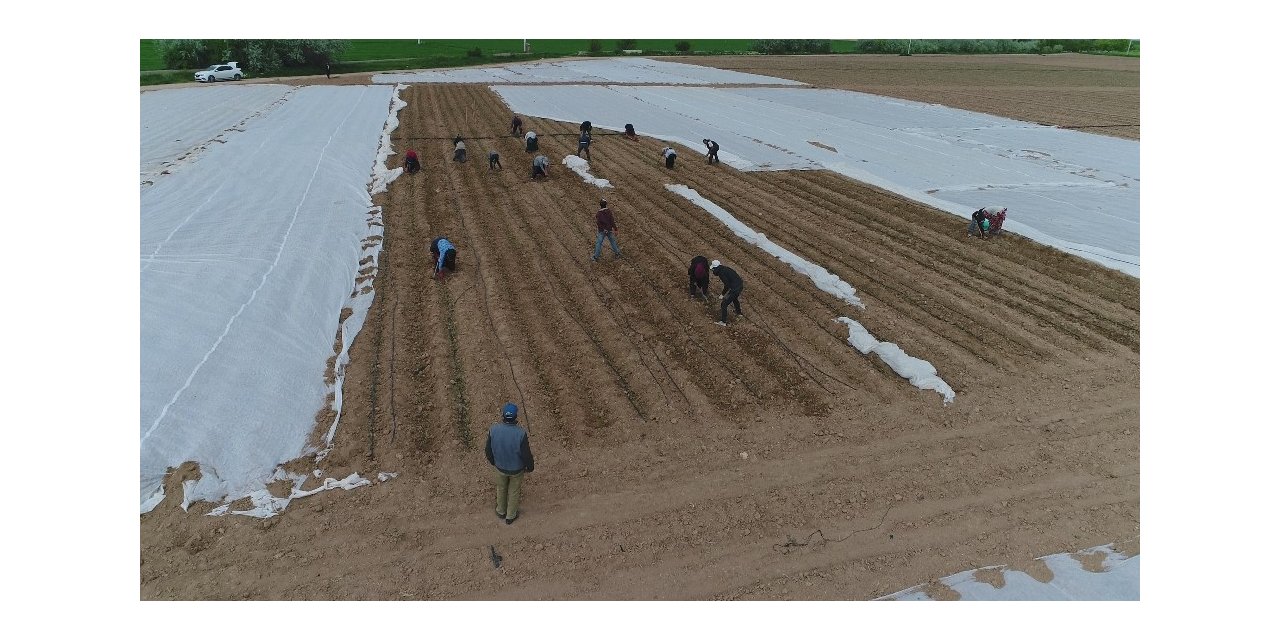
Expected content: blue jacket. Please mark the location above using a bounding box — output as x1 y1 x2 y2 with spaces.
432 237 455 272
485 422 534 474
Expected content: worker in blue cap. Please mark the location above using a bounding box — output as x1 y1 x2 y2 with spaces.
484 402 535 525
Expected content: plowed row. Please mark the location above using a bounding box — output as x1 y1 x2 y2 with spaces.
139 81 1140 601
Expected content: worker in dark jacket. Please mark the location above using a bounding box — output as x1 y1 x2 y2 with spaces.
580 120 592 135
430 237 456 280
511 115 523 137
710 259 744 325
661 146 677 169
703 139 720 164
624 123 638 141
591 199 621 261
525 130 539 152
402 149 420 174
485 403 535 525
688 255 710 300
577 130 592 160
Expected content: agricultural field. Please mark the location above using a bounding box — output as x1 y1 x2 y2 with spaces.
139 54 1139 600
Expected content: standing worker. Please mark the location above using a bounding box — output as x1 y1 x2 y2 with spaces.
430 237 457 280
485 403 535 525
453 136 467 163
511 115 524 137
710 259 744 326
577 130 592 160
580 120 592 136
703 139 720 164
661 146 678 169
525 130 539 153
489 149 502 171
325 63 331 79
531 154 550 180
402 149 421 174
688 255 711 301
591 199 621 261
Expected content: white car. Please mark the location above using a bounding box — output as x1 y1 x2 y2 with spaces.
194 62 243 83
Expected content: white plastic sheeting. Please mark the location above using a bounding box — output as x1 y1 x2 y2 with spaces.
836 318 955 403
140 84 397 514
493 84 1140 276
880 544 1138 600
562 154 613 188
374 57 804 86
666 184 954 404
140 84 293 184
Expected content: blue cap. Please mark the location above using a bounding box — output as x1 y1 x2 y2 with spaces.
502 402 518 421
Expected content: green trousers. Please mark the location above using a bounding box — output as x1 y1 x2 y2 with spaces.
495 470 525 518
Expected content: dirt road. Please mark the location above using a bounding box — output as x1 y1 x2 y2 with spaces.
140 59 1140 600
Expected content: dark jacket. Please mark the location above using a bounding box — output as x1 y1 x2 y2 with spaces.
688 256 710 287
712 264 743 294
485 422 534 474
596 207 616 233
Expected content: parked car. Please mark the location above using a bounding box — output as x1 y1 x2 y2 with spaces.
194 62 243 83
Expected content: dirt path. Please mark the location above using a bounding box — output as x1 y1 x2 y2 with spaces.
139 81 1139 600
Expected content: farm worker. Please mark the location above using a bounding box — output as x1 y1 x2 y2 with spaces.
710 259 744 326
489 150 502 171
511 115 524 137
580 120 592 135
592 199 621 261
531 155 550 180
688 255 711 300
661 146 678 169
968 206 1005 238
577 131 592 160
703 139 720 164
453 137 467 163
402 149 421 174
987 208 1008 236
430 237 457 280
624 123 638 141
325 63 331 79
485 402 535 526
525 130 539 152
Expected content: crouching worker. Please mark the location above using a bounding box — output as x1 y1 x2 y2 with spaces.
624 123 637 140
402 149 421 174
489 150 502 170
453 137 467 163
531 154 550 180
969 206 1005 239
525 130 539 152
688 255 710 300
987 207 1008 236
430 236 457 280
661 146 677 169
485 402 535 525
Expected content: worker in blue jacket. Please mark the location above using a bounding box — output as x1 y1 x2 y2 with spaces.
431 237 456 280
485 403 535 525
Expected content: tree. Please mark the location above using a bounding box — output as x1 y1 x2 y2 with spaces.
156 39 349 73
674 40 692 52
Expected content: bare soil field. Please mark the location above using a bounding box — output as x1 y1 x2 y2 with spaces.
140 58 1140 600
669 53 1139 140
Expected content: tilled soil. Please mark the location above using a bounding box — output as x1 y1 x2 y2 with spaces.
667 53 1140 140
140 75 1139 600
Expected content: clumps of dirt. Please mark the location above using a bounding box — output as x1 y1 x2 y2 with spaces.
921 579 961 601
807 140 838 152
1008 558 1055 583
973 567 1007 589
266 478 294 499
157 461 203 511
1072 549 1110 573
